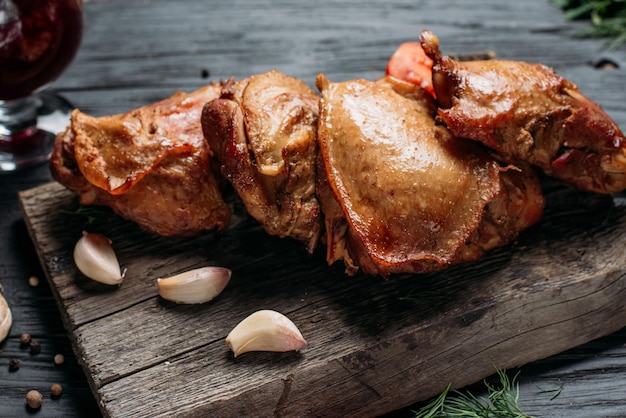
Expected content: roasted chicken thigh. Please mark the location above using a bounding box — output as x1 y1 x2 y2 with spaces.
50 84 231 237
48 31 626 278
316 75 545 276
201 70 322 253
421 30 626 194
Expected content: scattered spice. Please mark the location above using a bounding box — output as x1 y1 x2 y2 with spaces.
28 275 39 287
29 340 41 355
19 333 32 346
50 383 63 397
25 390 43 410
8 358 21 372
53 353 65 365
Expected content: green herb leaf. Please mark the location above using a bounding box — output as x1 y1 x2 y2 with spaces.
412 369 535 418
550 0 626 46
538 385 563 400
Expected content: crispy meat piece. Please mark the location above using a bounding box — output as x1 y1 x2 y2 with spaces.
316 74 544 276
421 30 626 194
201 70 322 253
50 84 231 237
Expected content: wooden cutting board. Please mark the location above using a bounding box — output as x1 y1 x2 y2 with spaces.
19 180 626 417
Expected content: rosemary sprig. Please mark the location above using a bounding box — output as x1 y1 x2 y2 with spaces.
550 0 626 47
412 369 535 418
537 384 563 400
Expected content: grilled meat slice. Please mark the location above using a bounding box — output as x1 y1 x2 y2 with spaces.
50 84 230 237
201 70 322 253
421 30 626 194
316 74 544 276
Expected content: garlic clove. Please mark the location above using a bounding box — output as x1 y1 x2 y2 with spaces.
0 285 12 343
225 309 307 357
73 231 124 285
157 266 232 304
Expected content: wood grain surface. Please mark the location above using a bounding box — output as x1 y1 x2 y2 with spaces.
2 0 626 417
18 179 626 417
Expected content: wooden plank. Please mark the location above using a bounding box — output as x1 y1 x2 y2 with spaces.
19 181 626 417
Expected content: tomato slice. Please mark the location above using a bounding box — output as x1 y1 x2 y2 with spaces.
385 42 434 97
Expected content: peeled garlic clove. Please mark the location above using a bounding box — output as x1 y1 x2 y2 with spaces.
157 266 231 304
0 285 12 343
73 231 124 285
226 309 307 357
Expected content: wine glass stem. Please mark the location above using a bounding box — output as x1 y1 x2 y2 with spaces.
0 96 39 139
0 95 56 172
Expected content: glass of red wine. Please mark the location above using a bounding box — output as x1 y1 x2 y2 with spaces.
0 0 83 172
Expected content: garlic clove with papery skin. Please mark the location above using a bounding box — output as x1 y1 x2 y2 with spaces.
225 310 307 357
157 267 232 304
73 231 124 285
0 285 12 343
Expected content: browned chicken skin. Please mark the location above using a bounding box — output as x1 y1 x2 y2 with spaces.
201 70 322 253
50 84 231 237
421 30 626 194
316 75 545 276
49 65 551 276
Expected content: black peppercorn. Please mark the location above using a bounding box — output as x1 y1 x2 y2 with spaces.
29 340 41 355
8 358 20 372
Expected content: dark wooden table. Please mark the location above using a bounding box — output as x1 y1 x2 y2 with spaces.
1 0 626 416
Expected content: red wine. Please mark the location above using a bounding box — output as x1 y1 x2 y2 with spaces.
0 0 83 100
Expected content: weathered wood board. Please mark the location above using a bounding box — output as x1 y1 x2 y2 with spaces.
19 181 626 417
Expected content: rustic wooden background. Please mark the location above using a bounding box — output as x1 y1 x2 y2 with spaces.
1 0 626 416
